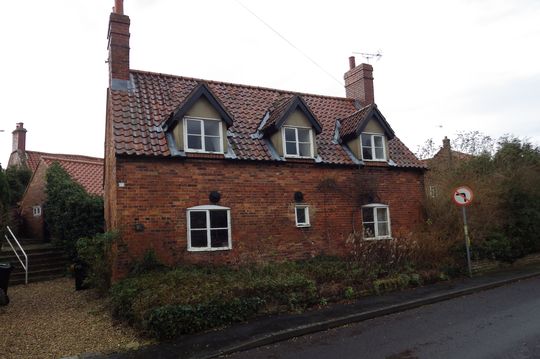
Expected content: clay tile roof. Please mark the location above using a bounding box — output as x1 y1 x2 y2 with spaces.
108 69 424 169
25 151 102 174
260 95 296 132
41 156 104 196
339 104 374 140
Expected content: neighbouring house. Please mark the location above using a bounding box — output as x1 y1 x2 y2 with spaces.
104 1 427 280
423 137 473 198
7 123 103 240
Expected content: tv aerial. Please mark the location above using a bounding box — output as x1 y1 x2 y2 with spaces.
353 50 383 63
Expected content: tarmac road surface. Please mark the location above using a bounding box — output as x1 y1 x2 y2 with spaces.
225 276 540 359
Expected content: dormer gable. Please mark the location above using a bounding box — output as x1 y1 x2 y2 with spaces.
163 83 234 155
258 95 322 159
163 82 234 131
339 104 396 162
258 95 322 135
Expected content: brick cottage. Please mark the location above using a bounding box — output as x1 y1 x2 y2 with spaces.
104 1 426 280
8 123 103 240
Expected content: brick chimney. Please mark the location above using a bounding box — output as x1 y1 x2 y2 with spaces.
344 56 374 107
108 0 130 91
12 122 27 153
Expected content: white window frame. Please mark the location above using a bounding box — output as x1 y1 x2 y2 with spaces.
361 204 392 240
187 205 231 251
32 205 42 217
360 133 387 161
295 205 310 227
282 126 314 159
183 116 224 154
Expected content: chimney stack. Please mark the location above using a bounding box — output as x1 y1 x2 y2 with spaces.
12 122 27 153
344 56 375 107
108 0 130 91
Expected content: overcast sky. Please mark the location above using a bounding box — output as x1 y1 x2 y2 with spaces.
1 0 539 167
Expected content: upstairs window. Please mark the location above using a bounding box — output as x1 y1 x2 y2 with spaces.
361 133 386 161
187 205 231 251
32 206 42 217
362 204 391 240
283 127 313 158
184 117 223 153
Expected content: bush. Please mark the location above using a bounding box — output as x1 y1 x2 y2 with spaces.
45 162 104 257
143 297 265 339
76 232 116 293
5 166 31 205
130 250 166 276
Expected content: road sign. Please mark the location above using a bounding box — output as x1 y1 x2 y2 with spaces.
453 186 473 206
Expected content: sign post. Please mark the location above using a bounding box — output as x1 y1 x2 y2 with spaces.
452 186 474 277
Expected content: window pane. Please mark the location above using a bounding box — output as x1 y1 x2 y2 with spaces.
187 135 202 150
374 136 384 147
362 147 373 160
186 119 201 135
285 141 297 155
375 147 385 160
296 207 306 224
210 210 228 228
376 208 388 221
297 128 310 143
190 230 208 247
204 120 220 136
361 134 372 147
298 143 311 157
210 229 229 248
362 207 374 222
363 223 375 238
285 128 296 141
378 222 389 237
190 211 207 229
204 136 221 152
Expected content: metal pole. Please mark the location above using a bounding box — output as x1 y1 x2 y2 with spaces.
462 206 472 277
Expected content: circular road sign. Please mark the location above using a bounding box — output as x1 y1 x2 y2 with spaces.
453 186 474 206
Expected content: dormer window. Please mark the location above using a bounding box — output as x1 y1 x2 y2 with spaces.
184 117 223 153
361 133 386 161
283 126 313 158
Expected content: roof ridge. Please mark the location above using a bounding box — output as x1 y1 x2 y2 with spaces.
42 156 103 165
130 69 355 102
26 150 102 161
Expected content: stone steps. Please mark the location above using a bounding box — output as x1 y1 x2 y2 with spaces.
0 242 70 286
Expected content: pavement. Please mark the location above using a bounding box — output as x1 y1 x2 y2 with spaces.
68 263 540 359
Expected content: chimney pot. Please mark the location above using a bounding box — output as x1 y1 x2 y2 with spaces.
114 0 124 14
349 56 356 70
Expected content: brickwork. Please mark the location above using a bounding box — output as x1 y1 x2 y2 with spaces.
19 162 48 240
109 157 425 280
344 63 374 106
108 13 130 82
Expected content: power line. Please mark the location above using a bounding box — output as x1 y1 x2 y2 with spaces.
234 0 343 87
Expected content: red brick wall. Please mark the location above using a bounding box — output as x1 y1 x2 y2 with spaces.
19 162 47 240
109 157 425 280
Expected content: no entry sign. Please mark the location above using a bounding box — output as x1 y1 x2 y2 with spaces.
453 186 474 206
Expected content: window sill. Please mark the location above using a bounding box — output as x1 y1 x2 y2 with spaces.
188 247 232 252
363 236 393 241
296 224 311 228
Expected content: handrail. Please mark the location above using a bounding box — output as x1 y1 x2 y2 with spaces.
3 226 28 285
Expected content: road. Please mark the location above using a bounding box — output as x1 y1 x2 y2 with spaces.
224 276 540 359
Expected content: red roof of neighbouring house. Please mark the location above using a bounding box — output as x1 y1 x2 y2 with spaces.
25 151 102 173
108 70 425 168
41 156 103 196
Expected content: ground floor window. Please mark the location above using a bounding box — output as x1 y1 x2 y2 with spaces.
295 205 310 227
362 204 391 239
187 205 231 251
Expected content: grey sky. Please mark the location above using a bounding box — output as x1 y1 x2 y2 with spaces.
1 0 539 166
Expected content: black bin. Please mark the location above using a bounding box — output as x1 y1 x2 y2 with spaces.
0 262 13 306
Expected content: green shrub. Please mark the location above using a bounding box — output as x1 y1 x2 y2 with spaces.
76 232 116 293
130 250 166 276
344 286 355 299
45 162 104 257
5 166 31 205
143 297 265 339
